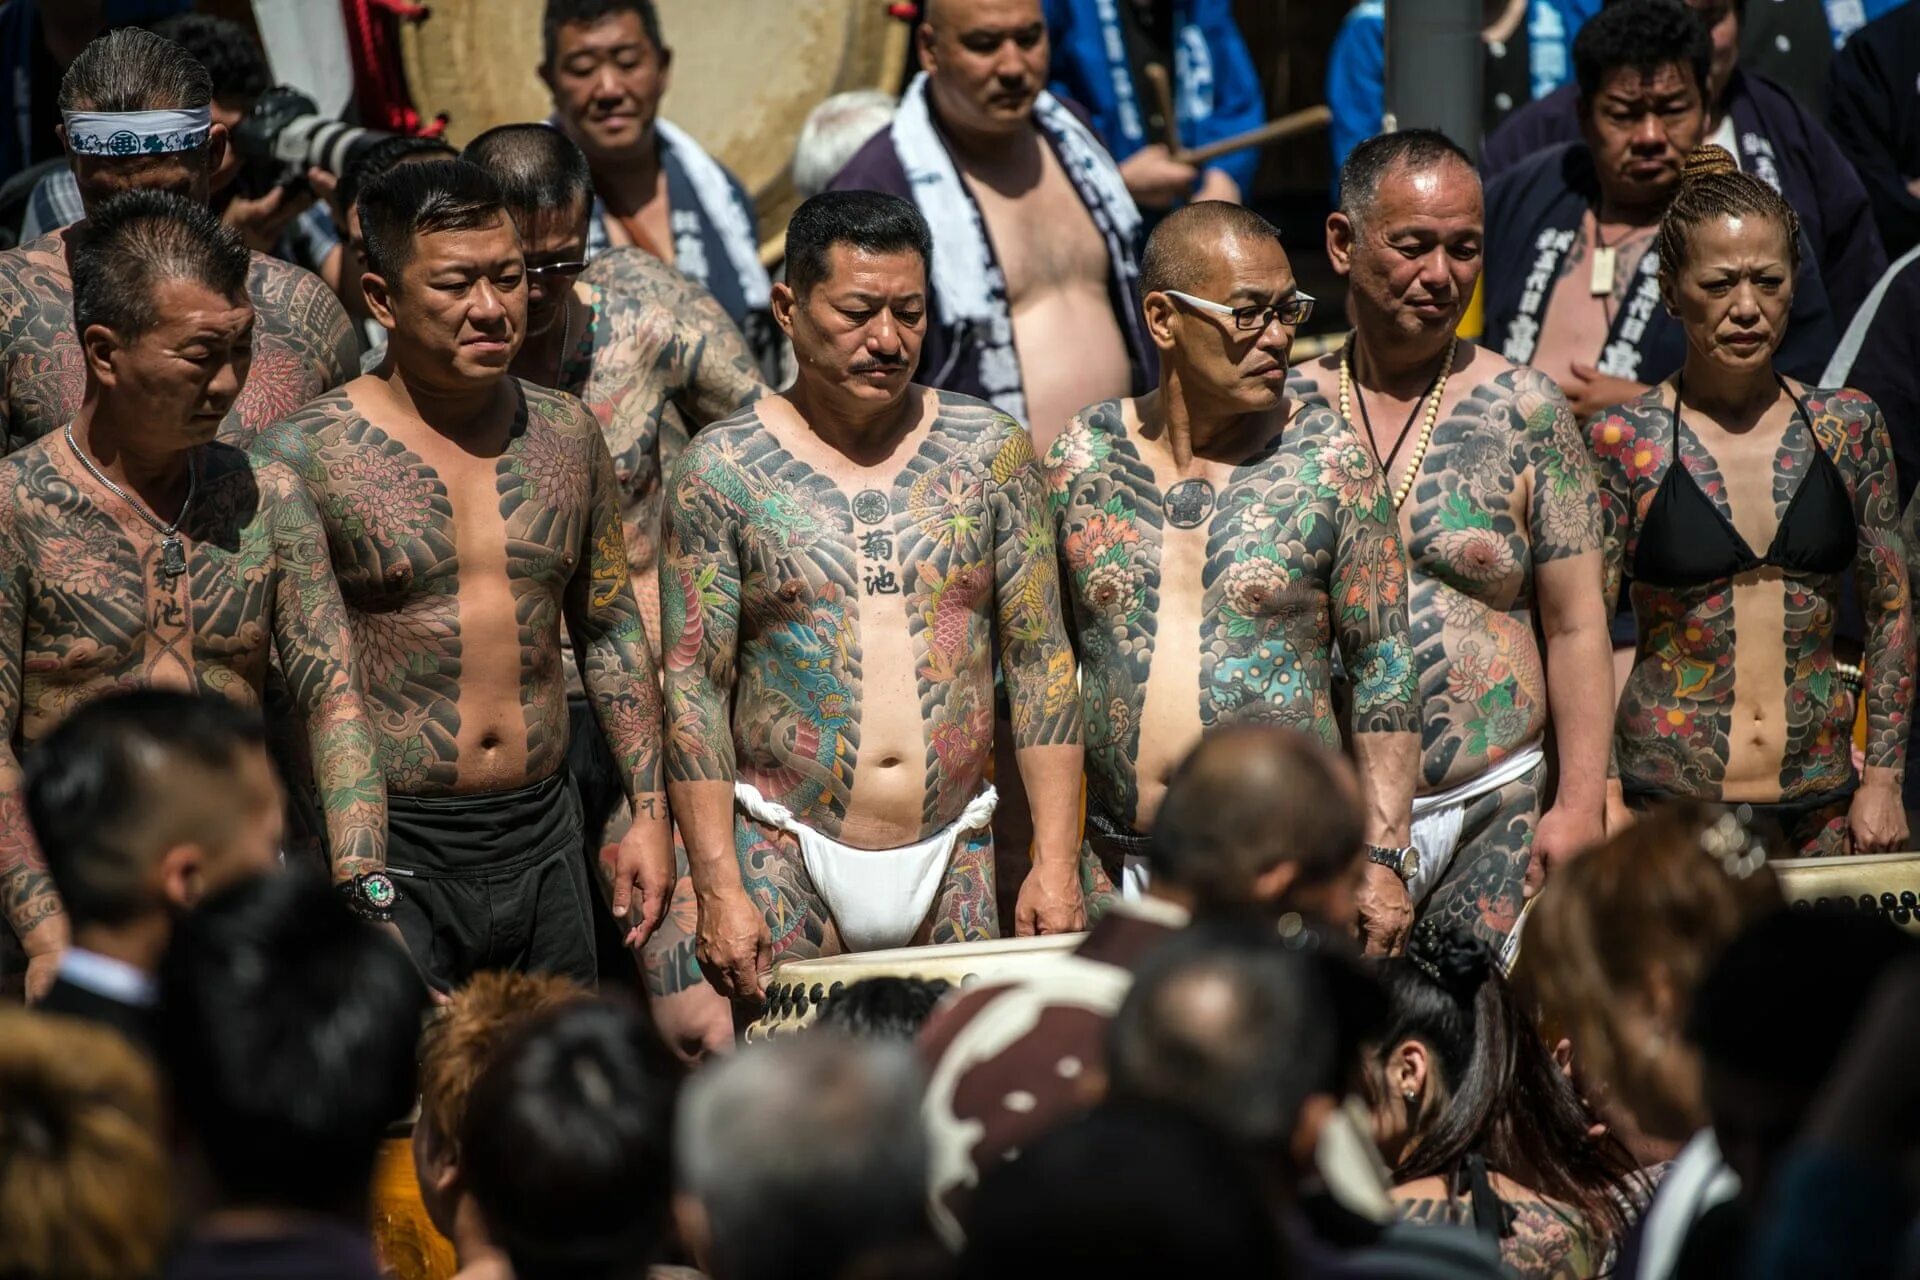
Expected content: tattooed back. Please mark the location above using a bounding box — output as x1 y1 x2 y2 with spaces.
1044 397 1417 830
253 378 637 797
1293 348 1602 792
0 232 358 455
662 389 1079 847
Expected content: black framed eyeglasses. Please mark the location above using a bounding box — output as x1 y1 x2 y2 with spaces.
1164 288 1316 329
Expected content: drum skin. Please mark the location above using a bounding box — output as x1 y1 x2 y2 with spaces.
397 0 910 253
746 933 1087 1042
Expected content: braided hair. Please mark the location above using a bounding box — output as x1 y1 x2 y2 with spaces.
1655 144 1802 295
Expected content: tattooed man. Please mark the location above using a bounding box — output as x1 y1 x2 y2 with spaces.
254 161 671 992
1292 132 1613 951
462 123 764 1053
1044 202 1421 953
662 191 1085 1002
0 193 385 1003
0 28 356 455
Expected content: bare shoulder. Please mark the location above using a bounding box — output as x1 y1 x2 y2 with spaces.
244 250 342 320
670 400 774 472
249 387 360 467
519 377 600 438
1799 383 1883 448
0 234 71 328
930 387 1028 447
1041 397 1130 486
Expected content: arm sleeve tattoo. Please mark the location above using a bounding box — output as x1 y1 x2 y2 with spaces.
987 423 1082 749
1328 442 1420 735
566 414 666 804
0 511 61 949
262 461 388 879
677 274 767 429
1848 397 1913 774
1588 407 1637 618
660 440 744 784
1516 373 1604 563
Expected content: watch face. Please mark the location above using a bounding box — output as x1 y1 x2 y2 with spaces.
362 874 396 909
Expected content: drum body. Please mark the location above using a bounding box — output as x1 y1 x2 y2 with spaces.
1772 851 1920 933
746 933 1086 1042
397 0 910 253
370 1121 458 1280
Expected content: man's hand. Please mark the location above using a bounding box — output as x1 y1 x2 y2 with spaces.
221 175 318 253
1604 777 1634 837
22 948 60 1005
1194 168 1242 205
1563 363 1648 421
611 809 674 949
1014 856 1087 938
375 919 450 1005
1355 862 1414 956
695 887 772 1002
1119 144 1200 209
1848 776 1908 854
1529 803 1604 897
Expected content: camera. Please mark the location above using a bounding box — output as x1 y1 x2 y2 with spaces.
230 86 396 199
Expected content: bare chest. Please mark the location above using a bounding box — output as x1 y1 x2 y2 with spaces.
965 154 1111 305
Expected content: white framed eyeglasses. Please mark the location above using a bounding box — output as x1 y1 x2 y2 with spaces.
1164 288 1316 329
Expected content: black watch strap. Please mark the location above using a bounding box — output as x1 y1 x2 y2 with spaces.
337 871 401 923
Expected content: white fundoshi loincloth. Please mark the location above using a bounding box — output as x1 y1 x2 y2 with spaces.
733 782 999 952
1407 739 1547 905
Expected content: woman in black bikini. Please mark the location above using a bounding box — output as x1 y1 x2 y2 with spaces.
1588 145 1913 856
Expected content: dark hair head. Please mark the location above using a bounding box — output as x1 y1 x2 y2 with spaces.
1148 724 1364 907
1139 200 1285 298
812 976 953 1040
957 1102 1284 1278
1377 920 1637 1246
157 872 425 1214
542 0 664 67
1337 128 1476 226
1573 0 1712 102
462 1001 680 1278
357 158 512 283
460 124 594 223
1689 908 1916 1092
1656 144 1802 284
69 190 249 343
58 26 212 114
147 14 270 106
785 189 932 298
1108 920 1379 1159
335 135 458 222
26 690 266 930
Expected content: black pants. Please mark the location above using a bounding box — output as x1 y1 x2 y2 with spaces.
388 771 597 993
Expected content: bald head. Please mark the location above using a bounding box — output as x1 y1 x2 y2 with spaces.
1140 201 1286 299
1148 725 1363 908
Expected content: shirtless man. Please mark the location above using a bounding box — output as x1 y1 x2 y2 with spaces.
0 28 356 454
0 192 385 1002
830 0 1151 451
1045 202 1421 952
1292 131 1614 949
254 160 670 992
461 123 763 1051
662 190 1085 1002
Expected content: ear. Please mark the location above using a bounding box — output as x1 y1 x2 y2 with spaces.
674 1193 714 1276
917 20 938 74
1390 1038 1430 1102
537 58 557 96
1326 212 1356 278
770 279 798 340
658 44 674 79
363 272 399 332
204 123 231 178
80 324 123 386
156 842 206 911
1142 291 1180 351
1248 857 1302 906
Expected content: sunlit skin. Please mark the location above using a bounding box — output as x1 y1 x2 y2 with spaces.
1146 236 1300 425
773 247 929 432
514 199 591 342
363 214 528 395
540 12 671 164
1580 63 1707 221
1665 214 1793 372
1329 161 1483 360
86 278 255 456
59 119 225 214
920 0 1049 146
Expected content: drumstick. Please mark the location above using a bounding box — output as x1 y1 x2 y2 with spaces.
1171 105 1333 167
1142 62 1184 153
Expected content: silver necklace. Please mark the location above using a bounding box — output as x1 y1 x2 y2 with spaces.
64 423 198 580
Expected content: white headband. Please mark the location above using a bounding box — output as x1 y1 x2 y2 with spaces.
62 107 213 158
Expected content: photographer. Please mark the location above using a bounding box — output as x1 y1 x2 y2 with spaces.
20 14 341 279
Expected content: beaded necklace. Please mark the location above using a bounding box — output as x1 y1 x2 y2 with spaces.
1339 334 1457 511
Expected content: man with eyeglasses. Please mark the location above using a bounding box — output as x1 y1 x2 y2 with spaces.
460 123 763 1056
1044 200 1420 954
1290 131 1613 955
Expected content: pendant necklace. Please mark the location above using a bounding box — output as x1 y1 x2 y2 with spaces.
1338 334 1456 511
65 423 198 580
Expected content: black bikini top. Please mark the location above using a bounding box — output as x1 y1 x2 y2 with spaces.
1631 377 1856 590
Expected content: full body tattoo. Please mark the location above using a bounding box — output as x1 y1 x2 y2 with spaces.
661 390 1080 961
0 233 357 452
1592 385 1912 852
1397 1187 1604 1279
1043 398 1418 833
0 440 386 952
1294 356 1604 943
252 380 664 805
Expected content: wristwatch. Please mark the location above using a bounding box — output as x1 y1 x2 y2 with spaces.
337 871 401 923
1365 843 1420 884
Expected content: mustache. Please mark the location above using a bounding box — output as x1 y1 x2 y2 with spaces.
850 357 909 372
